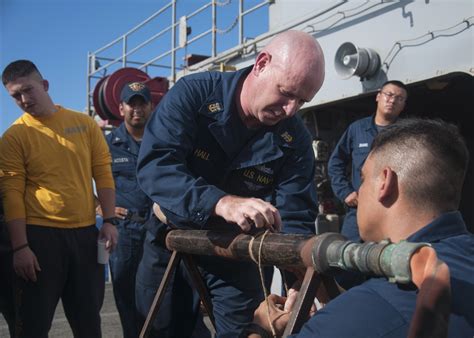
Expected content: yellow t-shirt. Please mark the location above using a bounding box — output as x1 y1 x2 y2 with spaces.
0 106 114 228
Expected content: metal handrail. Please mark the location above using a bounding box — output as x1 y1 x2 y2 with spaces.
92 2 173 55
86 0 272 118
188 0 347 72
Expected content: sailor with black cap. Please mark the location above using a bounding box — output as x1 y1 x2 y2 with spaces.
98 81 155 338
120 81 152 105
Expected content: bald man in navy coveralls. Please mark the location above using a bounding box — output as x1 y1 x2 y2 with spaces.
136 31 326 337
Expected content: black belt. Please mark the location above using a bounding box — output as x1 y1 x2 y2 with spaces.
126 210 148 224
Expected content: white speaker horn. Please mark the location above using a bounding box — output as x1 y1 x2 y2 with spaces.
334 42 380 80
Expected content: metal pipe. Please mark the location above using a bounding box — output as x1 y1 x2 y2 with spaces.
139 29 213 71
86 53 91 115
238 0 243 45
310 233 431 283
91 56 172 69
240 0 269 16
212 0 216 57
125 26 173 58
186 2 212 20
122 37 127 67
165 230 430 284
140 48 176 70
187 29 213 45
92 1 173 55
171 0 176 83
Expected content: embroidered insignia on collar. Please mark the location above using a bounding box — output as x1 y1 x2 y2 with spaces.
280 131 293 143
129 82 145 91
208 102 222 113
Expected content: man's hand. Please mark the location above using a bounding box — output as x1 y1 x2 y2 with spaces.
13 247 41 282
99 222 118 251
344 191 358 207
284 281 317 316
285 286 299 312
96 205 128 220
214 195 282 232
96 204 102 216
115 207 128 219
253 294 290 336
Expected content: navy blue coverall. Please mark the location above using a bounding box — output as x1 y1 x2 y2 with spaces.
289 211 474 337
106 123 152 338
136 66 318 337
328 115 378 241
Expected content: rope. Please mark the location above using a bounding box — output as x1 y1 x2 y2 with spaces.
248 235 257 263
248 229 277 337
280 269 290 297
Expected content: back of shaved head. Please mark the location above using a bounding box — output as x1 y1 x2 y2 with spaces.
370 118 469 212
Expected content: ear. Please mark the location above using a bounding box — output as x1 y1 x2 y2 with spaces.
378 167 398 205
43 80 49 91
375 91 381 103
119 103 125 117
253 51 271 76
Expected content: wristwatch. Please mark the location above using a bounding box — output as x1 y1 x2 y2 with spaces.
102 217 119 226
239 323 273 338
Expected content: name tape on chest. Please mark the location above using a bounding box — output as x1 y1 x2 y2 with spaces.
64 125 87 135
114 157 130 163
194 148 210 161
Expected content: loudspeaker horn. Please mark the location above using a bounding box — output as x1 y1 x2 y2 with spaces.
334 42 380 79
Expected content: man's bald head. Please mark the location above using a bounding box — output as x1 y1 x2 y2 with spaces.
263 30 325 97
239 30 325 128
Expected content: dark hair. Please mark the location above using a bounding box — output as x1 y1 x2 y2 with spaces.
380 80 408 98
371 118 469 211
2 60 43 85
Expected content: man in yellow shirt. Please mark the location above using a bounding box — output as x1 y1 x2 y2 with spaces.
0 60 118 338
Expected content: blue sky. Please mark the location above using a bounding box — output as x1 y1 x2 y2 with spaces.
0 0 268 135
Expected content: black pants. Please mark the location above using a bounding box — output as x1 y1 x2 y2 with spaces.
1 218 15 338
14 225 104 338
0 247 15 337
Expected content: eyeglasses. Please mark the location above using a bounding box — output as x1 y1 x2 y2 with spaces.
381 91 406 103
